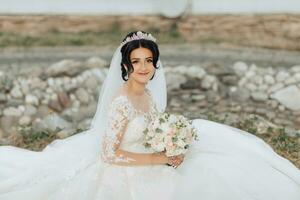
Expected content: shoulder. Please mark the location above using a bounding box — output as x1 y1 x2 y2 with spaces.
109 95 132 117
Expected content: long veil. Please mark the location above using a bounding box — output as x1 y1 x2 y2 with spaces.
0 43 167 192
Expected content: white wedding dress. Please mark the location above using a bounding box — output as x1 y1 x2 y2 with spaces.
1 90 300 200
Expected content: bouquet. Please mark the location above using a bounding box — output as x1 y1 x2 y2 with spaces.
143 112 199 157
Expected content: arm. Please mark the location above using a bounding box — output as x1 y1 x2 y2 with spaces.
100 96 168 166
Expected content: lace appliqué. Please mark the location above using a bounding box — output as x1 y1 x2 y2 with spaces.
101 96 136 164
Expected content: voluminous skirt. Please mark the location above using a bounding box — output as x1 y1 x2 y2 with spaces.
0 119 300 200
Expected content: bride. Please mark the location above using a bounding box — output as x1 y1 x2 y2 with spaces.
0 30 300 200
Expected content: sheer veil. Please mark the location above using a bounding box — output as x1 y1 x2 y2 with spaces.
0 36 167 186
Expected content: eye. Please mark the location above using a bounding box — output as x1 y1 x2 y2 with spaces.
131 61 138 64
147 59 153 63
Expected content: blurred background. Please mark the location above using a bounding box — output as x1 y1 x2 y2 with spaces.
0 0 300 168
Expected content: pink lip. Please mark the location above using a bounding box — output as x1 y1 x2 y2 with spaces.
138 72 149 75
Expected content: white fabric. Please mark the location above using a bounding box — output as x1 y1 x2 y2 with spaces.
1 93 300 199
0 43 300 199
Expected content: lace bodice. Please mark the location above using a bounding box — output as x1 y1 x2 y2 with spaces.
100 89 159 164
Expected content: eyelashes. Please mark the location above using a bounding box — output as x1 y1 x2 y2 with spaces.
131 59 153 64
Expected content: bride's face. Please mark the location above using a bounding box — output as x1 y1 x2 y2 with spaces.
127 47 155 84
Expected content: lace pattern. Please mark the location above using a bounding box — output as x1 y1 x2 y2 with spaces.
100 88 159 164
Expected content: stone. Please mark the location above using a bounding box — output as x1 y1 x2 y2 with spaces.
35 105 51 118
264 75 275 85
228 87 250 102
10 85 23 98
270 85 300 110
33 114 73 132
201 75 216 89
56 128 77 139
48 100 63 112
251 92 268 102
0 93 6 103
18 116 32 126
221 75 238 86
57 91 71 108
24 104 37 116
75 88 90 104
45 59 84 77
166 73 187 90
186 66 206 79
0 116 16 134
290 65 300 73
85 56 107 69
180 78 201 90
84 75 99 90
232 61 248 77
284 128 300 137
3 107 22 117
191 94 206 101
268 83 284 94
25 94 39 106
6 99 24 107
275 71 290 82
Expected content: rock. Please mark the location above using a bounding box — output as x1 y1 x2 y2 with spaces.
270 85 300 110
180 78 201 90
245 83 257 92
76 118 92 131
33 114 73 132
3 107 22 117
0 116 16 134
85 56 107 69
84 75 99 90
290 65 300 73
30 77 47 89
221 75 238 86
75 88 90 104
206 91 221 103
35 105 51 118
56 128 77 139
68 103 97 122
228 87 250 102
186 66 206 79
57 91 71 108
24 104 37 116
45 59 84 77
268 83 284 94
201 75 217 89
0 93 6 103
18 116 32 126
10 85 23 99
191 94 205 101
166 73 187 90
25 94 39 106
6 99 24 107
284 128 300 137
264 75 275 85
284 76 298 85
275 71 290 82
251 92 268 102
232 61 248 77
48 100 63 112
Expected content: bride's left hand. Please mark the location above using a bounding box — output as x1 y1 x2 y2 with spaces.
169 154 185 168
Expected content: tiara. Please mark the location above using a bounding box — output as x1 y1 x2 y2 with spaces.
120 31 157 47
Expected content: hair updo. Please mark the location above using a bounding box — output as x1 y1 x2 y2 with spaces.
120 30 160 81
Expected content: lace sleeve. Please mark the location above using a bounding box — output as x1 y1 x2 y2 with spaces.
100 95 136 164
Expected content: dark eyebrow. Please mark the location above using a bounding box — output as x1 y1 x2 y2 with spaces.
131 57 153 60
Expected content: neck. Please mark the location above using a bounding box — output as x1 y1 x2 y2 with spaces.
125 79 145 96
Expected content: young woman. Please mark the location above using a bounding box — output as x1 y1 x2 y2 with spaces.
0 30 299 200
